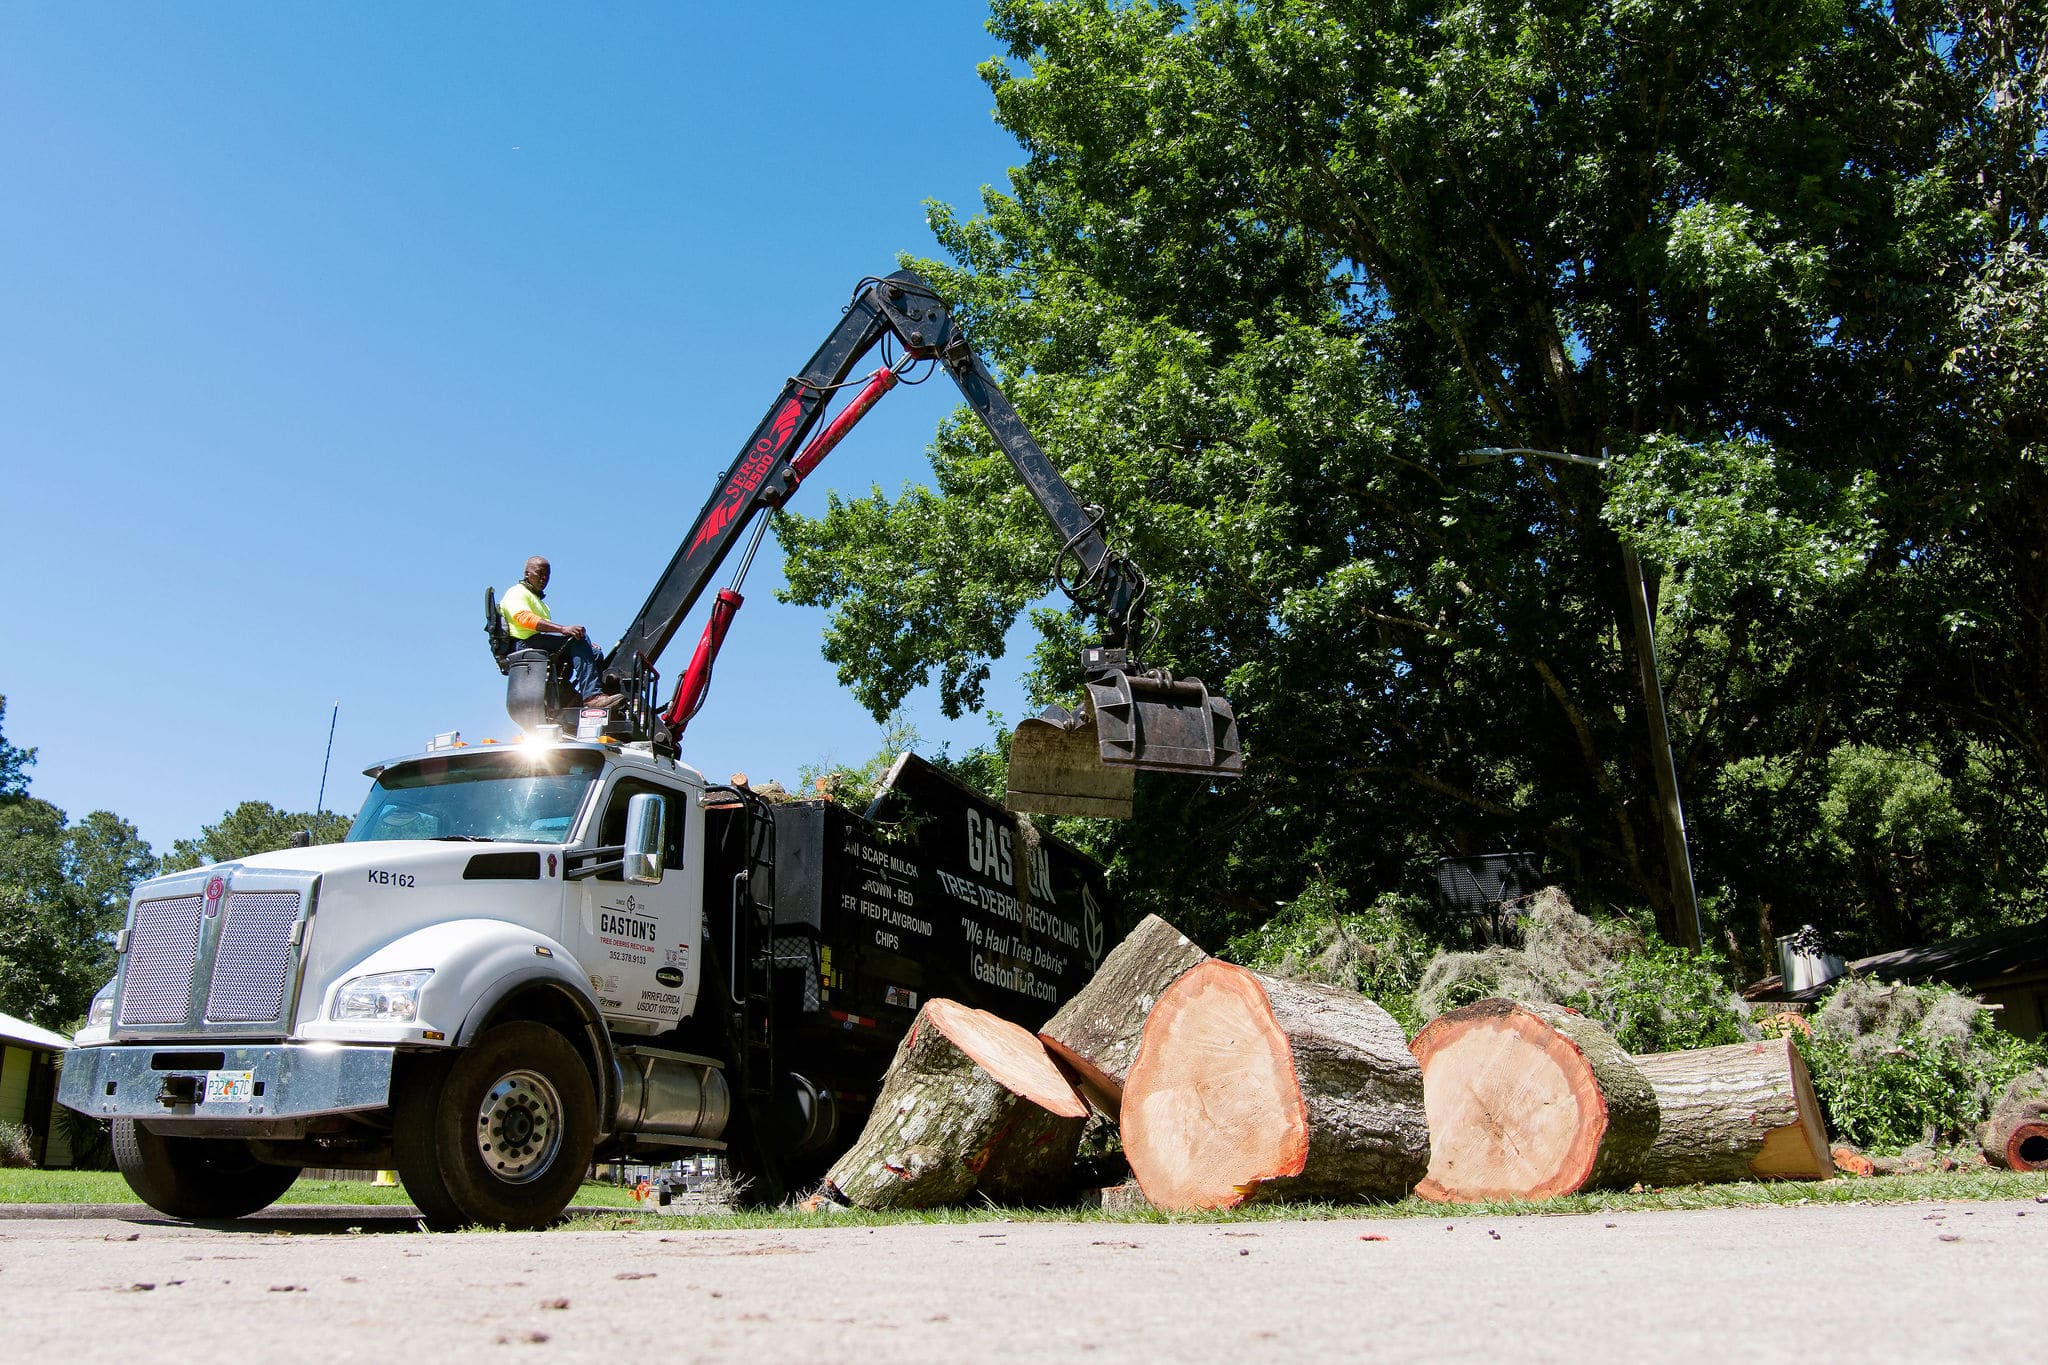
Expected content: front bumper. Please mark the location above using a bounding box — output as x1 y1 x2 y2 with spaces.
59 1042 398 1122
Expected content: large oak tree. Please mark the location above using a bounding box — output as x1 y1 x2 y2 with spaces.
779 0 2044 959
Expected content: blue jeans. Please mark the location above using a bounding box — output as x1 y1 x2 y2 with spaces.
516 632 605 701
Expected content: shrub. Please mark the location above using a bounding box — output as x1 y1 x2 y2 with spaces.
1231 882 1755 1049
1799 977 2048 1153
1412 888 1753 1052
1569 944 1755 1054
51 1106 113 1171
1412 887 1638 1021
0 1120 33 1168
1225 880 1435 1033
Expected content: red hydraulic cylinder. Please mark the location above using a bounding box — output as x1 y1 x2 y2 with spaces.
785 363 901 492
664 588 744 733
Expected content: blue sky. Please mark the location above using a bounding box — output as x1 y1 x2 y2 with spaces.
0 4 1041 853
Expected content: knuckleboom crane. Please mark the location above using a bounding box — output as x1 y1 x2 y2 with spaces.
492 271 1241 815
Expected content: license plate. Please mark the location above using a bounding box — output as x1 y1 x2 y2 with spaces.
205 1070 255 1104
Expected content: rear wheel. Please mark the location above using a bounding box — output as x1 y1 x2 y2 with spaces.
393 1022 597 1230
111 1120 300 1220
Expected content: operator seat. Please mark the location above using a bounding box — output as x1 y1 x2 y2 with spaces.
486 585 575 728
484 586 518 673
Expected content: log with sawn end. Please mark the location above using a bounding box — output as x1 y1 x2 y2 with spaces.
1121 960 1429 1210
1410 998 1658 1202
820 998 1088 1210
1629 1035 1832 1185
1037 913 1207 1118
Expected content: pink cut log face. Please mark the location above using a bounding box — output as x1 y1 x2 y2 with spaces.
922 999 1085 1119
1411 1005 1608 1202
1123 961 1308 1210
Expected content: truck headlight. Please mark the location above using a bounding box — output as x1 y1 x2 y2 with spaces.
83 980 116 1031
333 969 435 1022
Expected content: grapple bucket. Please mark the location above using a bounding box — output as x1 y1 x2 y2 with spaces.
1007 704 1135 819
1005 652 1242 818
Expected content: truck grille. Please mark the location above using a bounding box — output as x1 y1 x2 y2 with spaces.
116 880 308 1033
204 892 301 1022
119 895 205 1025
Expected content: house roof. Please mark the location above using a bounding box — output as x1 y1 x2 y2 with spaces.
1745 917 2048 1004
0 1012 71 1052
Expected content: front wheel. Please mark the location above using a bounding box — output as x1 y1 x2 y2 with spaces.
393 1022 598 1230
111 1120 300 1220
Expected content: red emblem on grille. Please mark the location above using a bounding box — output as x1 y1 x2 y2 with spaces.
204 876 225 916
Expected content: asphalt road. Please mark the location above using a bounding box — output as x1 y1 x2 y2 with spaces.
2 1198 2042 1362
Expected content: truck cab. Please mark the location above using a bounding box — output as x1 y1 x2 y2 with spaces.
60 732 732 1229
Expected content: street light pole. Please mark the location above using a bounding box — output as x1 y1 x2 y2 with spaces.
1460 446 1703 950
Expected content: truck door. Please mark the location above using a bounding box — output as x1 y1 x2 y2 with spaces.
573 774 699 1032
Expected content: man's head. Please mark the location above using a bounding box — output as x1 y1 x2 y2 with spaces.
523 556 551 591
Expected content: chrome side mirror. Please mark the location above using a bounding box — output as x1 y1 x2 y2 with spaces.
623 793 665 884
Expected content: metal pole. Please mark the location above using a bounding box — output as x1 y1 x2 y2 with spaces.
1459 444 1703 950
1619 543 1702 950
316 703 338 813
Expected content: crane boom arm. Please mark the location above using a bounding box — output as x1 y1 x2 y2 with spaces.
520 269 1237 804
604 271 1148 686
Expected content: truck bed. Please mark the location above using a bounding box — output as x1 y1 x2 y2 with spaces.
703 752 1115 1096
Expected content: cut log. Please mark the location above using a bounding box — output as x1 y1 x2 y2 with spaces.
1038 914 1208 1118
1098 1181 1152 1213
1121 961 1429 1210
1980 1067 2048 1171
1410 998 1658 1202
821 998 1088 1210
1630 1036 1832 1185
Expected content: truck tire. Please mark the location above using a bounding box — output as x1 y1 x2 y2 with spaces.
111 1120 301 1221
393 1022 597 1230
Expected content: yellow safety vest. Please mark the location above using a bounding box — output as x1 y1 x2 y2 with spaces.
501 581 551 640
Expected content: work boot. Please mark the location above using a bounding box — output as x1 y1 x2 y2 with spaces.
582 693 623 711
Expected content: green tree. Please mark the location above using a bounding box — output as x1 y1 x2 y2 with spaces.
163 801 351 872
778 0 2046 952
67 811 159 931
0 701 157 1026
797 711 924 807
0 798 152 1026
0 797 87 1023
0 695 33 800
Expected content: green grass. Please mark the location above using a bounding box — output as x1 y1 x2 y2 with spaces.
0 1168 644 1208
559 1167 2048 1232
8 1165 2040 1227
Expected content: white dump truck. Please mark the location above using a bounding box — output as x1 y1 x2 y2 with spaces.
60 738 1114 1227
60 271 1239 1227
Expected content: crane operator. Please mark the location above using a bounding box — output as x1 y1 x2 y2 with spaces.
500 556 618 710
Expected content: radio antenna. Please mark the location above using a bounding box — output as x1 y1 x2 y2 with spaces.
316 703 338 813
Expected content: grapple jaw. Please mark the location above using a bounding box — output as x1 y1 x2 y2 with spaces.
1005 647 1242 819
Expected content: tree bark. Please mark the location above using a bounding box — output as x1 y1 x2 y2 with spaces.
1038 914 1208 1118
1122 961 1429 1210
1410 998 1659 1201
1980 1067 2048 1171
1098 1180 1152 1213
821 999 1088 1210
1630 1036 1832 1185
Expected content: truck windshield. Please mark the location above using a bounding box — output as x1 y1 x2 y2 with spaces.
346 749 605 845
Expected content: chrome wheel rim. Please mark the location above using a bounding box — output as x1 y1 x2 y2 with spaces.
474 1068 563 1184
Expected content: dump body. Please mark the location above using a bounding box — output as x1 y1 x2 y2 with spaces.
708 753 1112 1099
